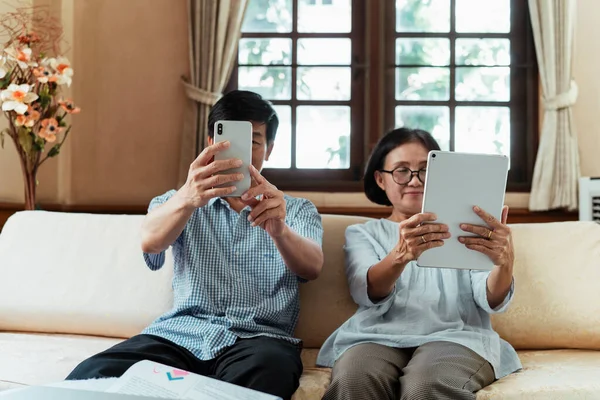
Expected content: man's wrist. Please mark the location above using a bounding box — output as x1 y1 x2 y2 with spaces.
174 187 200 212
270 222 290 240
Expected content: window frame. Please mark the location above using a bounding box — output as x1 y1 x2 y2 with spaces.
383 0 539 192
227 0 539 192
226 0 367 191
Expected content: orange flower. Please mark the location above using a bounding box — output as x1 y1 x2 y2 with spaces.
59 99 80 114
38 118 62 143
18 32 40 45
15 106 41 128
33 67 58 84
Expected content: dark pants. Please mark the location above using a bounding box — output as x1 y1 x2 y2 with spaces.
66 334 303 400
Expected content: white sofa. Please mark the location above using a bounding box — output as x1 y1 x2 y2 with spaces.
1 211 600 399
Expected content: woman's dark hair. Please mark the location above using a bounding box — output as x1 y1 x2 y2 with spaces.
364 127 441 206
208 90 279 143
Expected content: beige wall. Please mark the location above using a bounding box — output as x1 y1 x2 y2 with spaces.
0 0 597 208
573 0 600 178
0 0 188 205
67 0 188 205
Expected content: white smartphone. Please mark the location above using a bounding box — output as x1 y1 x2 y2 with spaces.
213 120 252 197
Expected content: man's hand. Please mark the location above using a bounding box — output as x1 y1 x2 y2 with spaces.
180 140 245 209
240 166 322 280
241 165 286 237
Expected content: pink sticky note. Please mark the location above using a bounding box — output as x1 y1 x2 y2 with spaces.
171 369 189 377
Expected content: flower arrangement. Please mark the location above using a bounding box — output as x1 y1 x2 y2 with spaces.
0 5 80 210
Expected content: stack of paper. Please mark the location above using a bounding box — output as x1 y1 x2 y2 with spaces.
107 360 282 400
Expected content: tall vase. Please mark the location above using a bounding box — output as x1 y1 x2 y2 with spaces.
23 169 37 211
16 146 38 211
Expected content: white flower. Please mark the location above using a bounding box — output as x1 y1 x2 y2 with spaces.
1 84 39 115
49 57 73 87
4 46 37 69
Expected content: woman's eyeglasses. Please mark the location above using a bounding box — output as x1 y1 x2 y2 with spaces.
379 167 427 185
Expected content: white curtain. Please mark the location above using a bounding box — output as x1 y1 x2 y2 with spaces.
528 0 580 211
178 0 249 187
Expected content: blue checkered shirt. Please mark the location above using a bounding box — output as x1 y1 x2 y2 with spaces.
141 190 323 360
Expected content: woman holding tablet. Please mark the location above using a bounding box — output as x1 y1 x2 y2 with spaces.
317 128 519 400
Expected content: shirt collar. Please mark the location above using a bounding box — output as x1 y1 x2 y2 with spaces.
208 197 252 212
207 197 222 207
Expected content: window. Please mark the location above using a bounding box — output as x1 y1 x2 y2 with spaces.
386 0 538 191
227 0 366 190
228 0 538 192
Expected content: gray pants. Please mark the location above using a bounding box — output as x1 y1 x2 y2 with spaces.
322 341 495 400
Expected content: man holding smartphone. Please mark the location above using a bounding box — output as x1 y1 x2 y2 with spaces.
66 90 324 400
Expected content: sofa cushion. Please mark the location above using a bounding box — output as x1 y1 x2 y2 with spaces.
289 349 600 400
296 218 600 351
1 333 599 399
491 222 600 350
477 350 600 399
295 214 370 348
0 332 123 386
292 349 600 400
0 211 174 338
0 331 332 399
292 368 331 400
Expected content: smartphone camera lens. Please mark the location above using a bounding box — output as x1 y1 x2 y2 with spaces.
217 123 223 135
432 153 436 158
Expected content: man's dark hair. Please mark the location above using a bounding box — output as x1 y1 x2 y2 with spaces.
364 127 441 206
208 90 279 143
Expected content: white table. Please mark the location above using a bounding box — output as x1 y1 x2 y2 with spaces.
0 378 118 397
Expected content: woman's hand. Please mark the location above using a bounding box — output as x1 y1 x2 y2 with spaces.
366 213 449 302
458 206 514 271
394 212 450 265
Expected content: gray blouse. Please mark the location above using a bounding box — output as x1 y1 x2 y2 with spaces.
316 219 521 379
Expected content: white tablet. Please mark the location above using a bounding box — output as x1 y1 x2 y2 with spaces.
416 150 509 270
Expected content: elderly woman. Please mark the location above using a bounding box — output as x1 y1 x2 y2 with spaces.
317 128 520 400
